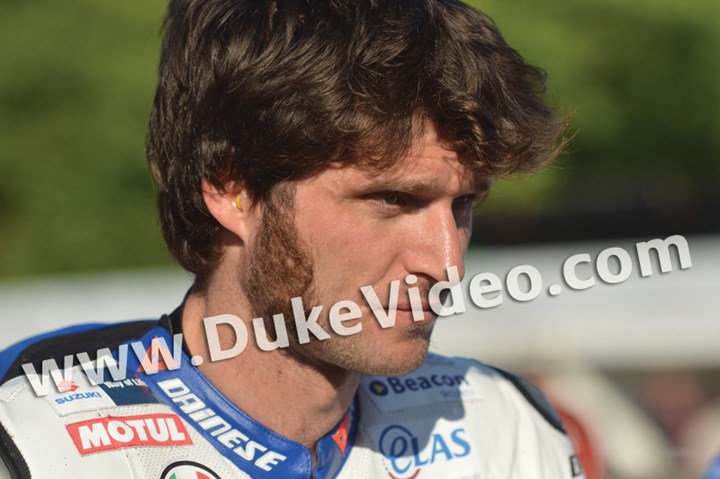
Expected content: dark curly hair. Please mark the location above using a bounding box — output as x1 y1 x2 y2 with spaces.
146 0 567 280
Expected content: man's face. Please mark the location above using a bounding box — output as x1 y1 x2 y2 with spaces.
243 123 487 376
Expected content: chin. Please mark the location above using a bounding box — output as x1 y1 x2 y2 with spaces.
345 336 431 377
294 323 434 377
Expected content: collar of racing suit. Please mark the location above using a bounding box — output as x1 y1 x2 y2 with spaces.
123 304 358 479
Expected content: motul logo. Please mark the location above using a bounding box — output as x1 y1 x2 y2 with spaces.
66 414 193 455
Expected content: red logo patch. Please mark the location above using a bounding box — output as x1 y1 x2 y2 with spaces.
137 336 181 373
58 380 79 392
66 413 192 455
332 412 350 456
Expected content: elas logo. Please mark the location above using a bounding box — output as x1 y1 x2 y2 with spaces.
66 413 193 455
378 424 471 478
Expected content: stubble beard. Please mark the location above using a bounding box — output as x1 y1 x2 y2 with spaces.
241 186 433 377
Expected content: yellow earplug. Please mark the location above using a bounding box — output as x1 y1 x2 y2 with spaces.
234 193 242 210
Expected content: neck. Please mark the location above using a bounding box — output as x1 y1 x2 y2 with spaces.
181 287 359 454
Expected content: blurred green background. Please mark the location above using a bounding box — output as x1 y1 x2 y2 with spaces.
0 0 718 278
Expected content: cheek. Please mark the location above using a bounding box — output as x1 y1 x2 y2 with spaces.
319 218 392 269
298 213 399 294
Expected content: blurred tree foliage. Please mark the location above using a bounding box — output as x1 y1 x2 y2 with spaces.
0 0 717 277
473 0 719 220
0 1 169 277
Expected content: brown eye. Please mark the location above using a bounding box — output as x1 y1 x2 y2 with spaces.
380 192 402 206
365 191 422 213
370 191 411 208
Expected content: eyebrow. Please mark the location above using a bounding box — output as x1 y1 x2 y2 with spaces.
363 175 492 197
366 179 438 195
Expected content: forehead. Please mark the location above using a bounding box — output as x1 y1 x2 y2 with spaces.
338 123 487 194
284 122 490 207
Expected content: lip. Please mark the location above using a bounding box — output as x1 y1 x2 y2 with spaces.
395 306 430 312
372 302 430 311
395 301 431 311
395 307 435 324
366 304 436 324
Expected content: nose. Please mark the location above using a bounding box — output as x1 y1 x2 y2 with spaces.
405 202 467 283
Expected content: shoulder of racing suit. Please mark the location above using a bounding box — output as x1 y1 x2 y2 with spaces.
0 321 584 479
0 321 152 479
0 319 250 479
0 321 157 385
352 352 584 479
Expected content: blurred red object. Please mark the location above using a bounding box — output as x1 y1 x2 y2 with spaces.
556 403 606 479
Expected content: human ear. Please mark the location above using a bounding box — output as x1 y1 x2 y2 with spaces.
201 178 254 242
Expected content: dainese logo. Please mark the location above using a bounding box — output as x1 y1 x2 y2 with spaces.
160 461 220 479
378 424 471 479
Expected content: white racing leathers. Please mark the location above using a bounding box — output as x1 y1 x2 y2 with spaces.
0 320 584 478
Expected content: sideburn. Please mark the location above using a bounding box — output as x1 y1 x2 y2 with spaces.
243 184 318 343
